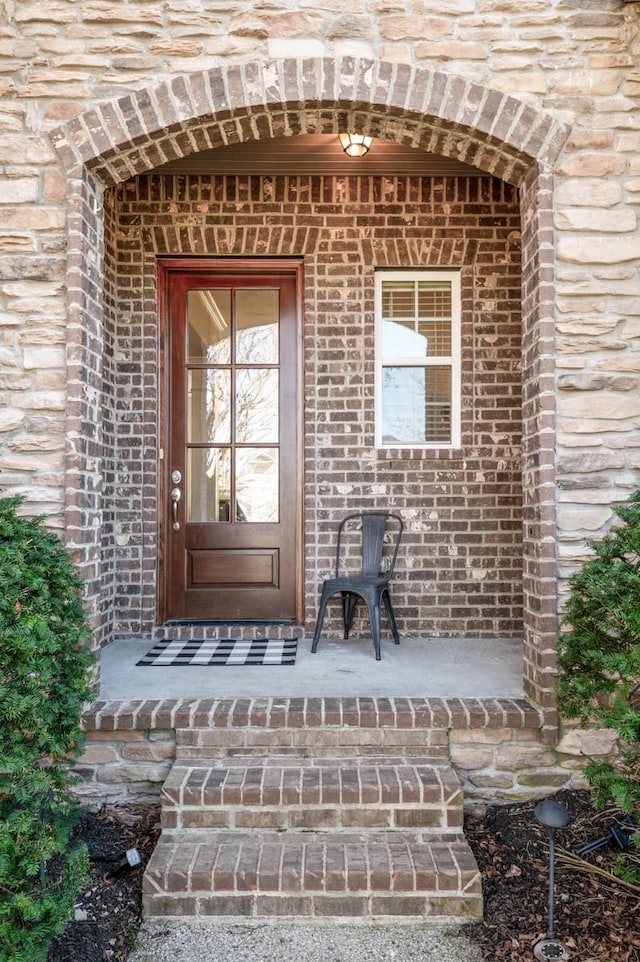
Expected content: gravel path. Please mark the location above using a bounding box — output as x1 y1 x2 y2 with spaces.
129 920 483 962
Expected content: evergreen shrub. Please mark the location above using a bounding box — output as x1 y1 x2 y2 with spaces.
0 496 94 962
557 487 640 867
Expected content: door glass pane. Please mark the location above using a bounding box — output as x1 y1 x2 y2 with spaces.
236 368 279 443
382 365 452 445
236 289 279 364
235 448 279 523
187 369 231 443
187 447 231 522
188 290 231 363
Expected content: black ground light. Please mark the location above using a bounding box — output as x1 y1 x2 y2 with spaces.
103 847 142 881
533 798 572 961
575 815 635 856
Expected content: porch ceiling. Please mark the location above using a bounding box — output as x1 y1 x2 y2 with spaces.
153 134 482 177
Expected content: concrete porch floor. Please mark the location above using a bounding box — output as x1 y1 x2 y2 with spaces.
99 636 524 701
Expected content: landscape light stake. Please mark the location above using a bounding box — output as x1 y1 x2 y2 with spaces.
533 798 572 961
102 848 142 882
575 816 635 856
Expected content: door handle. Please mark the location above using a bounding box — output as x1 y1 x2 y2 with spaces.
171 486 182 530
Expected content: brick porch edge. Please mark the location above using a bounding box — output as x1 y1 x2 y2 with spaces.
77 696 589 808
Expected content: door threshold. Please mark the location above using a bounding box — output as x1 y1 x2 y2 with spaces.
164 619 298 627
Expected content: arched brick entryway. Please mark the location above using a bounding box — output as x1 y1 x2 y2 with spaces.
51 57 570 739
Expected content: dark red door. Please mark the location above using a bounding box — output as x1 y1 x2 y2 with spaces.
160 261 301 622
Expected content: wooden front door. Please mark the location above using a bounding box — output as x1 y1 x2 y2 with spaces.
160 260 301 622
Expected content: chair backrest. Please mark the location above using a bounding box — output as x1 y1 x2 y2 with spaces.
335 511 403 582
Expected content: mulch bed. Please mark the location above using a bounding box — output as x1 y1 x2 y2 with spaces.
47 805 161 962
465 789 640 961
48 791 639 962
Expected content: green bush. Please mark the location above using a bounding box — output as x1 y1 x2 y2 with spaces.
0 495 94 962
557 487 640 859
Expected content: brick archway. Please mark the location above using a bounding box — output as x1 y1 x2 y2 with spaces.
52 57 570 737
51 58 568 185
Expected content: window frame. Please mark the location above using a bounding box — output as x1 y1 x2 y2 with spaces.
374 268 462 450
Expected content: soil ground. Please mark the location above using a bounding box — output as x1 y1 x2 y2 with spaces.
47 805 161 962
466 789 640 961
48 791 639 962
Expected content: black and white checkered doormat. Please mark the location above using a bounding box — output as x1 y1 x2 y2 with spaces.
136 637 298 666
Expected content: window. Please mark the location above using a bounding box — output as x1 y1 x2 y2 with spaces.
375 270 461 449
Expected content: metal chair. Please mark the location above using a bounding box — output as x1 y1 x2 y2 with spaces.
311 511 404 661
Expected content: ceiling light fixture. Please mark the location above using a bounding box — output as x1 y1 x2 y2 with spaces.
339 133 372 158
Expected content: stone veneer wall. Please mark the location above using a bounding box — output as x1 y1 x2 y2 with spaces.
2 6 638 528
106 172 523 640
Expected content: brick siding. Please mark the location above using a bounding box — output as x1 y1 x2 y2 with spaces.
104 172 523 640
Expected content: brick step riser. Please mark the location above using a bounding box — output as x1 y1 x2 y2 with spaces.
175 730 449 758
143 892 480 919
162 805 463 832
178 746 450 759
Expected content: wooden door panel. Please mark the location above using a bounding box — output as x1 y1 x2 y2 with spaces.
189 549 279 587
160 260 301 623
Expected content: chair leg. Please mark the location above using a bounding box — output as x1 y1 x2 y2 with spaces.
383 590 400 645
342 592 358 639
372 602 382 661
311 586 334 653
362 596 382 661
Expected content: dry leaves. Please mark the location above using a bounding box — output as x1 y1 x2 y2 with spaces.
48 805 161 962
465 790 640 962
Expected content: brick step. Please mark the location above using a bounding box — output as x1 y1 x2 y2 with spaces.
175 718 449 759
171 699 465 762
161 756 463 832
142 830 482 919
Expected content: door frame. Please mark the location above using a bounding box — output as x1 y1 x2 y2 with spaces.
156 256 305 625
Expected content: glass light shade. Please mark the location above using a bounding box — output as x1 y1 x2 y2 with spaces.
339 133 372 157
